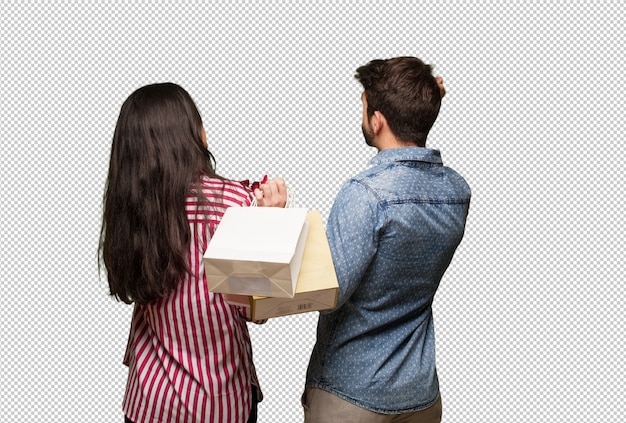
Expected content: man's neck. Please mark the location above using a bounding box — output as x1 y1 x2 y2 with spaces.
376 137 422 151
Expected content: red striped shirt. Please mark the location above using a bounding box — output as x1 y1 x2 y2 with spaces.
122 176 260 423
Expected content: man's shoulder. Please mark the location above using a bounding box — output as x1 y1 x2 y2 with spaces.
348 160 389 182
441 166 472 197
339 166 384 192
330 169 378 205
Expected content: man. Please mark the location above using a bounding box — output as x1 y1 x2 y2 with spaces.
303 57 471 423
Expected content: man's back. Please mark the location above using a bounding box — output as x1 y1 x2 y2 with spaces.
306 147 470 413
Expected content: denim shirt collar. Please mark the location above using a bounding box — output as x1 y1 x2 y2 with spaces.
370 146 442 166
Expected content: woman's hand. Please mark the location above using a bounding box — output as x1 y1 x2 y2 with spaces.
254 178 287 207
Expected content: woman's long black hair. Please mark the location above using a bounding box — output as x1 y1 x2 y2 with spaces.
99 83 220 305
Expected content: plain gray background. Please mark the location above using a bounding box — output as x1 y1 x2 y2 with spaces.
1 1 623 422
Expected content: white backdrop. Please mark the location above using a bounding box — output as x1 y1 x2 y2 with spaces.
1 1 623 422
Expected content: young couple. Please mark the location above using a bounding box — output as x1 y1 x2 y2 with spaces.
100 56 470 423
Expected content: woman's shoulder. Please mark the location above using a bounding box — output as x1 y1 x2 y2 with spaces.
198 175 252 206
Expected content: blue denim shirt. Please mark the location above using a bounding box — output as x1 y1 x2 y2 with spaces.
305 147 471 413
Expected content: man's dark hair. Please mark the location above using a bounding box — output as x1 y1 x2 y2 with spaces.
355 57 441 147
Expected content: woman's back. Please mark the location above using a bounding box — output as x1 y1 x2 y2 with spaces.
122 176 259 423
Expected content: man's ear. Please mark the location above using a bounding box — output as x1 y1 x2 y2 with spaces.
372 111 386 135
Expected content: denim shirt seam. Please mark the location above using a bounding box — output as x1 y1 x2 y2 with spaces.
304 384 441 414
385 198 471 205
352 178 390 234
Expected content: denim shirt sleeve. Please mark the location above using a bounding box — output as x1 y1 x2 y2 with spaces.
324 179 381 309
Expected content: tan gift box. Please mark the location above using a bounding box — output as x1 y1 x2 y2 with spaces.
204 207 309 298
223 210 339 319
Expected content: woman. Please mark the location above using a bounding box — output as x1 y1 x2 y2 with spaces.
99 83 286 422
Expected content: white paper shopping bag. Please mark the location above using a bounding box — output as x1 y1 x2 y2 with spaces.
203 207 309 298
223 210 339 319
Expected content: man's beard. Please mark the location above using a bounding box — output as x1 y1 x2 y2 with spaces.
361 124 375 147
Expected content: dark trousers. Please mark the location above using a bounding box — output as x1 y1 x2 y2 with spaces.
125 388 259 423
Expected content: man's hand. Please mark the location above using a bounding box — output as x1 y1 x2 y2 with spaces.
435 76 446 99
254 178 287 207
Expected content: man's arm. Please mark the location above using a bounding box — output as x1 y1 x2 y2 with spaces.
324 181 379 310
